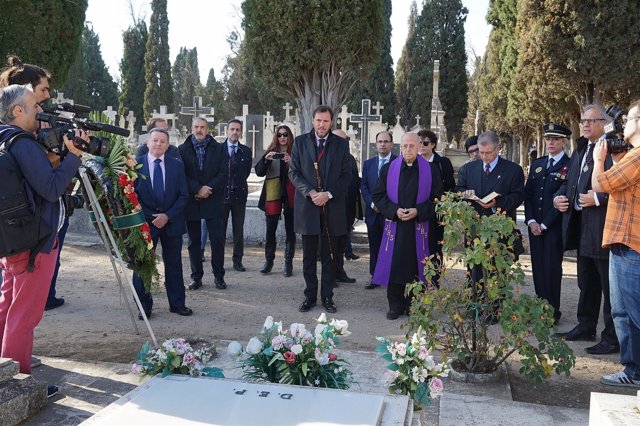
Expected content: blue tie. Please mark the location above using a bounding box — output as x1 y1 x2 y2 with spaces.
379 158 386 176
153 158 164 204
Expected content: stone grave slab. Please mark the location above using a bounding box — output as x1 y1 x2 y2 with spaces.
84 375 409 425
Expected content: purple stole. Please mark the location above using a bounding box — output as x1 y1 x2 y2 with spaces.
372 156 432 287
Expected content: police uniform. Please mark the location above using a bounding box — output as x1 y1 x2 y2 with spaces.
524 123 571 323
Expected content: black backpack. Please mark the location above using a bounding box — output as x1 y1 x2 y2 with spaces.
0 131 51 269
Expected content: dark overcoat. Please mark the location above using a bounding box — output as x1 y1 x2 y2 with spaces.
288 131 352 236
178 135 227 221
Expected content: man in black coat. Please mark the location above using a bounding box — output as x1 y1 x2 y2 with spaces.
178 117 228 290
455 131 525 223
221 119 253 272
455 130 525 321
524 123 571 325
553 104 619 355
418 129 455 288
289 105 352 313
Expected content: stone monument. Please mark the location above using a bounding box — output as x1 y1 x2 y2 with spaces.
430 60 448 148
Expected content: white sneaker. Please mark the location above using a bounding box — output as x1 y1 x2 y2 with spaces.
600 370 640 388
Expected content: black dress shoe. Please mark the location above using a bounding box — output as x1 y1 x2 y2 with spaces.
336 275 356 283
299 299 317 312
170 306 194 316
188 280 202 290
215 278 227 289
45 296 65 311
554 326 596 341
386 310 400 320
364 282 377 289
260 260 274 274
322 298 337 313
283 261 293 277
585 341 620 355
233 262 246 272
47 384 59 398
345 253 360 260
138 310 152 320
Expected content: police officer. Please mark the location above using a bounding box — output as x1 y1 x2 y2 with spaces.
524 123 571 325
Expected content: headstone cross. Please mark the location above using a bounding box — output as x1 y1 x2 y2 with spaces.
180 96 214 119
282 102 294 123
103 106 117 125
350 99 382 165
52 92 73 105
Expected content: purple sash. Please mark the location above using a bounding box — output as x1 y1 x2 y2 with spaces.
372 156 432 287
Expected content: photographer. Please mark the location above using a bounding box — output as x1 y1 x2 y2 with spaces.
0 85 85 382
592 100 640 388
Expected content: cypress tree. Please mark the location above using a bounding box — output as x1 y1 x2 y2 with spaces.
172 47 202 127
408 0 468 143
0 0 87 86
119 20 148 131
395 1 418 128
59 25 118 112
144 0 173 119
346 0 396 125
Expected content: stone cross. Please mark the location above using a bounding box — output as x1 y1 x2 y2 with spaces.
126 110 136 134
372 101 384 116
415 115 421 127
103 106 117 125
338 105 350 131
350 99 382 165
180 96 214 119
52 92 73 105
247 125 259 154
152 105 177 129
282 102 293 122
264 111 274 130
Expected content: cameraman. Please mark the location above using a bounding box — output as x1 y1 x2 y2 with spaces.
592 100 640 388
0 85 85 380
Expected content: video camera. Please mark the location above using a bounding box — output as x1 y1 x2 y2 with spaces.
36 103 130 157
604 105 633 154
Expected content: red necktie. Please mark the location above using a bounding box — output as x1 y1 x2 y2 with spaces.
485 163 491 175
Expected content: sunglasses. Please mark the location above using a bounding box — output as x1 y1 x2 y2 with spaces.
277 132 289 138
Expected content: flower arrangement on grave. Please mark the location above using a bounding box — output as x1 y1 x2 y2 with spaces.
376 327 449 410
132 338 224 378
406 193 575 380
82 136 159 290
229 314 354 389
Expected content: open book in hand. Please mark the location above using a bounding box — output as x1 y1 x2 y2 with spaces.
465 191 500 204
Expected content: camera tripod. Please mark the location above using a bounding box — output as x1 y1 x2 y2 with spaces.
78 166 158 346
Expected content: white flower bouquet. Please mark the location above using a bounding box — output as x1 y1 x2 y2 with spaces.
132 338 224 378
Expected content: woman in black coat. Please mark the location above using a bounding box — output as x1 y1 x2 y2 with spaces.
254 125 296 276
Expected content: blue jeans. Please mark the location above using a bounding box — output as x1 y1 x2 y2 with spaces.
609 245 640 379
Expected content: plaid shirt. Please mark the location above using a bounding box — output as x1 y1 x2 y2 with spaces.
597 145 640 252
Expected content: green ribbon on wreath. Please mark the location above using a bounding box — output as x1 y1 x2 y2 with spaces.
111 210 146 229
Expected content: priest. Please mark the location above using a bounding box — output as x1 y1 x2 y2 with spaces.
372 132 443 320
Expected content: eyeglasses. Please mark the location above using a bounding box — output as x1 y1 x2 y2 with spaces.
478 148 497 156
468 148 479 154
580 118 606 125
420 139 433 146
377 139 392 144
277 132 289 138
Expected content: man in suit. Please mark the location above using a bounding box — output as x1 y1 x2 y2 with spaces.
455 131 525 321
289 105 352 313
361 131 396 289
179 117 228 290
553 104 619 355
222 119 252 272
524 123 571 325
456 130 525 223
133 128 191 318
